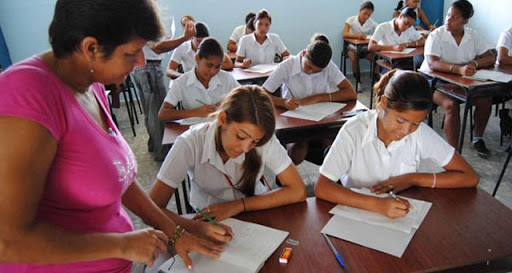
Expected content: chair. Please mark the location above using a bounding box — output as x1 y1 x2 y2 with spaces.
492 140 512 197
174 175 194 215
341 40 372 93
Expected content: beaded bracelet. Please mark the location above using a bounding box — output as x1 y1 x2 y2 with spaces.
169 225 186 246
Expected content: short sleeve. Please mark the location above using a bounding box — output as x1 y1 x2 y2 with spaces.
345 16 354 26
371 23 385 43
0 61 65 140
226 73 241 92
319 127 354 182
417 124 455 167
262 135 292 175
164 78 184 106
170 44 185 64
236 36 248 58
497 30 512 51
472 30 489 56
273 35 287 55
370 19 379 34
262 60 288 93
408 27 422 42
327 61 346 88
424 31 442 58
157 134 196 188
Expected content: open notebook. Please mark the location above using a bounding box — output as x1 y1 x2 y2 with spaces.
321 188 432 257
281 102 346 121
243 63 278 73
158 218 289 273
463 70 512 83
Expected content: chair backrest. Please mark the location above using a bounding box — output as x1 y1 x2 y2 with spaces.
174 174 194 215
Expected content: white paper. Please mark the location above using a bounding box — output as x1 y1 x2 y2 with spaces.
321 189 432 258
281 102 346 121
158 218 289 273
382 48 416 54
366 35 372 40
417 30 430 36
243 63 278 73
174 117 214 126
463 70 512 83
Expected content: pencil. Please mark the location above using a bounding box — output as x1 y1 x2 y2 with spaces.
195 99 207 105
195 207 219 226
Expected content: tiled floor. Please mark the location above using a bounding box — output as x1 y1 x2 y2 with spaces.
118 74 512 272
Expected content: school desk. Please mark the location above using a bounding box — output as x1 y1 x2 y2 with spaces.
341 38 371 93
421 64 512 154
162 100 367 145
229 67 274 84
234 188 512 273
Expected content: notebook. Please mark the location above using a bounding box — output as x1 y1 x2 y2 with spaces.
281 102 346 121
463 70 512 83
243 63 278 73
158 218 289 273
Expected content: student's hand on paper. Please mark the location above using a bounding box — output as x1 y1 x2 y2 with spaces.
194 201 242 222
379 197 411 218
359 34 367 40
298 96 318 106
187 220 234 244
459 64 477 76
119 228 168 266
184 21 196 39
174 231 224 269
370 176 413 195
392 44 407 52
283 98 300 110
196 105 217 117
241 58 253 68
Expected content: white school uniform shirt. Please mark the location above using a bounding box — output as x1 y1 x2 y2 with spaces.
229 25 249 44
420 26 488 72
262 55 346 99
346 15 378 35
170 40 196 73
236 33 287 65
157 121 292 209
165 69 240 109
142 45 163 61
371 19 422 46
319 110 454 188
497 27 512 58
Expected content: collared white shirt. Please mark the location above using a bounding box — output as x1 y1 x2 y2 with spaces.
346 15 378 35
371 19 422 46
420 26 489 71
165 69 240 109
229 25 250 43
319 110 454 188
262 55 346 99
497 27 512 58
157 121 292 209
142 45 163 61
170 40 196 73
236 33 287 65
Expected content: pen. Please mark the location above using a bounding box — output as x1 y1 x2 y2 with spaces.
195 207 219 226
432 19 439 27
195 98 207 105
322 233 345 267
288 89 296 99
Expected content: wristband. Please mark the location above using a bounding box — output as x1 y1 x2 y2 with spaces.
470 60 478 68
432 173 437 188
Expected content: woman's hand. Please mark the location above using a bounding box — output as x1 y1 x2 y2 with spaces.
173 231 225 269
458 64 477 76
241 58 253 68
392 44 407 52
376 197 411 218
195 105 217 117
283 98 300 110
186 220 234 244
370 175 414 195
118 228 168 267
193 201 243 222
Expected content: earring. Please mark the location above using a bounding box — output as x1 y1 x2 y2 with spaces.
89 63 94 73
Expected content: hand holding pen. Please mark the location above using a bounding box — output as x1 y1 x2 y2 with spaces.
194 99 217 117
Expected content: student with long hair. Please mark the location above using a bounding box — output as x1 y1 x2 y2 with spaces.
227 12 256 52
236 9 290 68
419 0 496 157
315 70 478 218
159 38 239 121
393 0 436 31
151 85 307 222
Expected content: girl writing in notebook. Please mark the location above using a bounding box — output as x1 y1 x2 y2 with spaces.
151 85 307 221
158 37 240 122
315 70 478 218
236 9 290 68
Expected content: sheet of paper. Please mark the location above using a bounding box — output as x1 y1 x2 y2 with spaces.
417 30 430 35
463 70 512 83
366 35 372 40
321 190 432 258
329 188 430 233
158 218 289 273
281 102 346 121
174 117 214 126
243 63 278 73
383 48 416 54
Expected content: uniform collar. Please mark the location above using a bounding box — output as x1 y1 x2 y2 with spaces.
201 121 246 168
361 110 410 151
185 69 222 90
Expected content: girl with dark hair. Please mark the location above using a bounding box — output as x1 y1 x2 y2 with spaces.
393 0 437 31
419 0 496 157
236 9 290 68
151 85 307 222
263 38 356 164
166 22 233 80
0 0 230 272
315 70 478 218
369 7 425 53
159 37 240 121
227 12 256 52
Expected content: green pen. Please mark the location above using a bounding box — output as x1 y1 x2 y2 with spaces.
195 98 207 105
195 207 219 226
288 89 296 99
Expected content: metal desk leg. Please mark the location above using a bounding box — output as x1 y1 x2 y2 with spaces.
458 88 471 154
493 141 512 197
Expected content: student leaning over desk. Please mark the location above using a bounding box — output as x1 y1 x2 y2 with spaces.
0 0 233 272
158 37 240 122
150 85 307 223
315 70 478 219
262 36 356 165
393 0 436 31
419 0 496 157
236 9 290 68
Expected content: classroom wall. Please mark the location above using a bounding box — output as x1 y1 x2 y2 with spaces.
443 0 512 48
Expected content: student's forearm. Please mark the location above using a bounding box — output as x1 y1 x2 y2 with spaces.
499 55 512 65
270 95 288 108
368 43 394 52
243 185 306 212
158 107 204 121
475 55 496 68
405 39 424 48
399 171 478 189
331 88 357 102
221 54 234 71
227 40 237 52
150 35 189 54
343 32 363 39
166 69 183 80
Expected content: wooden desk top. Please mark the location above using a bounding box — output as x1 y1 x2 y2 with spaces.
375 47 424 61
229 67 273 82
344 38 370 45
236 188 512 273
162 100 367 145
421 64 512 89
